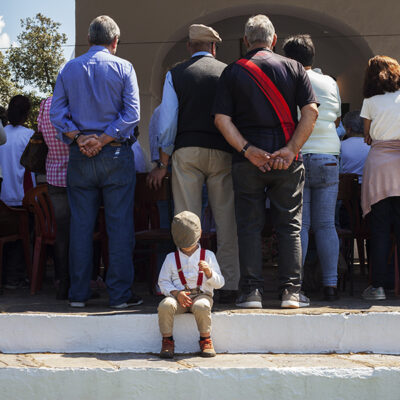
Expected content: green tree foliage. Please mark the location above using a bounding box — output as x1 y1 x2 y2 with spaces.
7 13 67 94
0 51 18 108
3 13 67 129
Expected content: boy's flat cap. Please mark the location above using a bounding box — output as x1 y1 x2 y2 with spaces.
171 211 201 249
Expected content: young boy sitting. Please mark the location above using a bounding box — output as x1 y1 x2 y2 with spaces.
157 211 225 358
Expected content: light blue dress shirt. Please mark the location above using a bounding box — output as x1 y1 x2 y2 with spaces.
50 45 140 144
152 51 214 158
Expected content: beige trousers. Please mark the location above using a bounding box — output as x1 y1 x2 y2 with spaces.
158 294 213 335
171 146 240 290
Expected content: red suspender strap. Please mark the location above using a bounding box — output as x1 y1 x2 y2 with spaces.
200 248 206 261
197 248 206 287
175 249 205 288
236 57 296 145
174 251 187 287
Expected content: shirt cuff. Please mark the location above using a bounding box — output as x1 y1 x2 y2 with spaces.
62 120 79 134
103 126 119 139
161 144 174 156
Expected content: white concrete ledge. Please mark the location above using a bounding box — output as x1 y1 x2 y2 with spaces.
1 354 400 400
1 312 400 354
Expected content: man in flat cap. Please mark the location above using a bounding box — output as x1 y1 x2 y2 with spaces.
148 24 240 303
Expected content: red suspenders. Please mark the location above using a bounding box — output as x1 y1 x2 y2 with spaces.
174 248 206 290
236 54 298 159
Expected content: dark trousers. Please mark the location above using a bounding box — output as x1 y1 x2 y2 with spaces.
67 144 136 305
370 197 400 288
232 160 304 294
48 184 70 285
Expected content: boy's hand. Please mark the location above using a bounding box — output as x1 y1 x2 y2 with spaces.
177 290 192 307
199 261 212 279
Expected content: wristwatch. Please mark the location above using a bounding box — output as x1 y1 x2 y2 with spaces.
240 142 250 155
157 161 167 169
73 132 83 143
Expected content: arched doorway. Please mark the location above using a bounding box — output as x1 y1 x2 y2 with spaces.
150 5 373 112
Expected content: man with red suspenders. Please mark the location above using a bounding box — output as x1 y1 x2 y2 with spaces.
157 211 225 358
214 15 318 309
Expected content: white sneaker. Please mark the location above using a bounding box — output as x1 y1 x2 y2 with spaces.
281 289 310 308
362 285 386 300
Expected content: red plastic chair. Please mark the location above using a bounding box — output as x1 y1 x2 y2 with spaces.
23 185 108 295
23 185 56 294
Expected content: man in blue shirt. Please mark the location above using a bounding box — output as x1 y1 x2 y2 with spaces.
50 15 142 308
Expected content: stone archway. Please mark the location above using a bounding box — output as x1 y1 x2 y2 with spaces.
150 4 373 111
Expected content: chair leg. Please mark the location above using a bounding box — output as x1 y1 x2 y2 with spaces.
30 237 43 295
349 239 354 296
22 234 32 282
356 238 366 275
37 244 47 292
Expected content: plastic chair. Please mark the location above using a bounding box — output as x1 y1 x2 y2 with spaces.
23 185 56 294
337 173 360 295
0 200 32 292
134 173 174 293
23 185 108 295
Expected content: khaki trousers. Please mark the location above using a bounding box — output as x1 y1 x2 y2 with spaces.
171 146 240 290
158 294 213 335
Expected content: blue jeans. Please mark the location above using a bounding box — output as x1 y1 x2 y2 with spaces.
300 154 339 287
67 144 136 305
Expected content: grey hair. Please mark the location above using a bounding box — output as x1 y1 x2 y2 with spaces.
245 15 275 46
343 111 364 134
88 15 120 45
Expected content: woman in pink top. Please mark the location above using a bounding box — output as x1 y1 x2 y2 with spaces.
38 96 70 299
360 56 400 301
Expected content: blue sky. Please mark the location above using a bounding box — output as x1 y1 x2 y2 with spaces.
0 0 75 59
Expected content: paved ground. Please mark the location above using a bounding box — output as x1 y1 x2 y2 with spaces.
1 353 400 369
1 267 399 315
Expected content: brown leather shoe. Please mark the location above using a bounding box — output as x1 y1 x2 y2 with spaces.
199 338 216 357
160 338 174 359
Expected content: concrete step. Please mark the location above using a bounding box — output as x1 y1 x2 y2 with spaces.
0 353 399 400
1 311 400 354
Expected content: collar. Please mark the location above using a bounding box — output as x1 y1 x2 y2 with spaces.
245 47 272 58
191 51 214 58
178 244 201 259
88 45 110 54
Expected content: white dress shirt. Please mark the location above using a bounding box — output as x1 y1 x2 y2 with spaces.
158 246 225 297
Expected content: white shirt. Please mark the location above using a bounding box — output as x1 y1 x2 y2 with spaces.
360 91 400 141
340 137 370 181
0 125 33 206
302 68 341 155
158 246 225 297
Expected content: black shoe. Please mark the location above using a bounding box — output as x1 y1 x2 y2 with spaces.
323 286 339 301
110 294 143 309
217 290 238 304
236 289 263 309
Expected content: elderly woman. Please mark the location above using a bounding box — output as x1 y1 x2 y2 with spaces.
360 55 400 301
283 34 341 301
340 111 370 180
